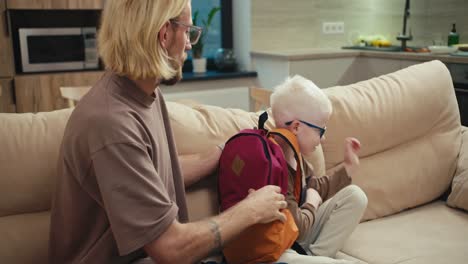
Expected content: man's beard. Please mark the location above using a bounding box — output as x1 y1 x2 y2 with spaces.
161 56 184 86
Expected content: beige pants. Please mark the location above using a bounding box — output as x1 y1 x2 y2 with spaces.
276 185 368 264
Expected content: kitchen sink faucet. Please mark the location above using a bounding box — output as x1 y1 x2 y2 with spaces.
396 0 412 51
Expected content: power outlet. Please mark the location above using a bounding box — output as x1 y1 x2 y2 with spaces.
322 22 345 34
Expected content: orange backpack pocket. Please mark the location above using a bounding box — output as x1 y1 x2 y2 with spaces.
222 209 299 264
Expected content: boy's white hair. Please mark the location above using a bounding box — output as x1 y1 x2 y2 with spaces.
270 75 332 127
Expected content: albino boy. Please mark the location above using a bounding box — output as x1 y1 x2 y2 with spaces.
271 75 368 264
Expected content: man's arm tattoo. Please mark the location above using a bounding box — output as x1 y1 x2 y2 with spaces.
208 219 222 253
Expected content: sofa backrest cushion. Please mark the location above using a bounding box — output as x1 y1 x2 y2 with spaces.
0 109 72 264
447 126 468 211
323 60 461 220
0 109 73 217
167 101 258 154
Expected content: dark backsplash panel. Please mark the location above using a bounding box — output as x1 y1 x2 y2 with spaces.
9 10 101 73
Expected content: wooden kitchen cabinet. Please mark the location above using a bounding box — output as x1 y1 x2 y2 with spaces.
6 0 105 9
14 71 104 113
0 78 15 112
0 0 15 78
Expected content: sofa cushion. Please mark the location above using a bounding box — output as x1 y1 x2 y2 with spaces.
0 109 72 217
447 126 468 211
323 60 461 220
167 101 259 154
335 252 368 264
340 201 468 264
0 211 50 264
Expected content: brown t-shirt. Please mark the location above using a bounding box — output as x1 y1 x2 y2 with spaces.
49 71 188 264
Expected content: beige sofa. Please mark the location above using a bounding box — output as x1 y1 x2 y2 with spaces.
1 60 467 264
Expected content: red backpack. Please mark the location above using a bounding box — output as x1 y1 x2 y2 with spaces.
218 112 303 264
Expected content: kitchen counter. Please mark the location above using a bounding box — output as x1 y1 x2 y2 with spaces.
251 49 360 60
251 48 468 64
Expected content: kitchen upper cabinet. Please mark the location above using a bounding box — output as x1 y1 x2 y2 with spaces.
0 78 15 112
14 71 104 113
6 0 105 9
0 0 14 77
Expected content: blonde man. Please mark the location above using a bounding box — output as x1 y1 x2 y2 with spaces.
49 1 287 263
271 75 368 264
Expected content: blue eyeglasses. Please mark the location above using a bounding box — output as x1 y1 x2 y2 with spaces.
285 120 326 138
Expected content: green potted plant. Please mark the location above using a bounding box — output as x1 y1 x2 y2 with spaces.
191 6 221 73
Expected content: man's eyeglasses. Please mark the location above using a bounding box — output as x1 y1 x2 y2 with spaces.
285 120 326 138
170 20 203 45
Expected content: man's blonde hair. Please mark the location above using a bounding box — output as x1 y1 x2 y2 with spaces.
98 0 188 80
270 75 332 127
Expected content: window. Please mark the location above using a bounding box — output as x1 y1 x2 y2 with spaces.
191 0 221 58
183 0 232 72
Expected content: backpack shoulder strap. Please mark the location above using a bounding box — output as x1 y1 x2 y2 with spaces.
258 111 268 130
268 128 303 203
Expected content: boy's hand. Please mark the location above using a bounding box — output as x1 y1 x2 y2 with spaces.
344 137 361 177
306 188 322 210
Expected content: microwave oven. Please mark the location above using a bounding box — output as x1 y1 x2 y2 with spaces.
18 27 99 73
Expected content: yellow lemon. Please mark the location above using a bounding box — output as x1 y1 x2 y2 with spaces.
379 39 391 47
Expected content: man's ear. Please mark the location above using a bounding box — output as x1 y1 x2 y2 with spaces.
158 21 171 49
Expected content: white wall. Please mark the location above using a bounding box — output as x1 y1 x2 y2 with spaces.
233 0 252 71
250 0 468 52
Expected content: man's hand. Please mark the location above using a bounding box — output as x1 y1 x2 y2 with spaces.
344 137 361 177
306 188 322 210
243 185 287 224
179 145 223 187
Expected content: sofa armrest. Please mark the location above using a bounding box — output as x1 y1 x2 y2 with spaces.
447 126 468 211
